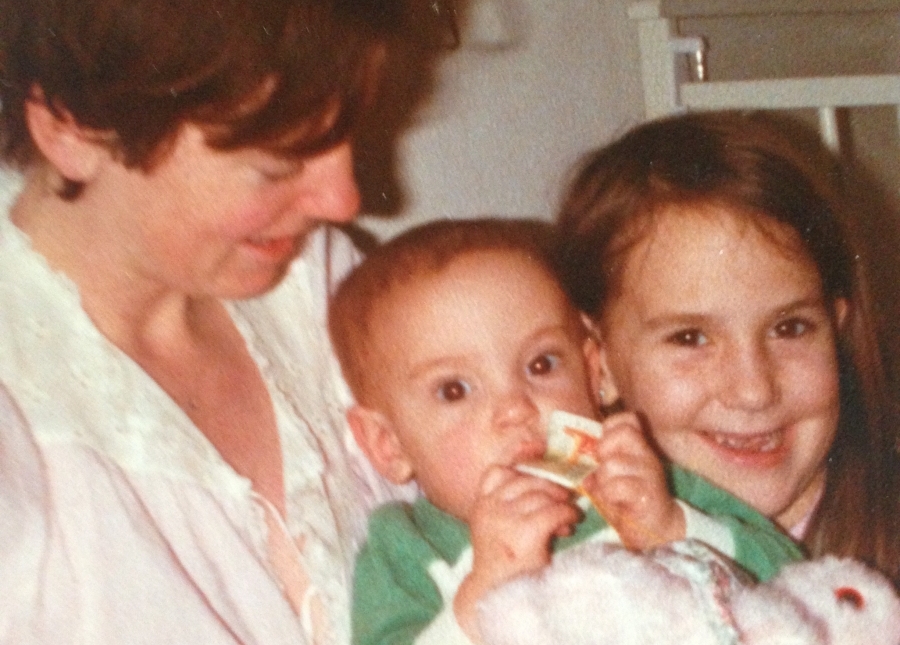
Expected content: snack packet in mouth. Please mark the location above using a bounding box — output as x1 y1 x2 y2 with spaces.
515 410 603 489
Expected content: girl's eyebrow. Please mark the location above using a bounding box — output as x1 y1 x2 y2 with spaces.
771 296 831 318
641 312 709 332
641 296 829 332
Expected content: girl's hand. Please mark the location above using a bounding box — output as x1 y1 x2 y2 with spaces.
580 411 685 550
454 466 580 642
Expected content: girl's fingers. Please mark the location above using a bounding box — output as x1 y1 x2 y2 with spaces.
590 473 652 505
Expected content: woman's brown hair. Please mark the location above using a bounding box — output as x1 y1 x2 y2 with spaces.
0 0 403 173
556 110 900 582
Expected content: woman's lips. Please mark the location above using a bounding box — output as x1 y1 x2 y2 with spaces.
245 235 296 261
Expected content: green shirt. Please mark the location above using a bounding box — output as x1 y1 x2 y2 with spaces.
352 466 802 645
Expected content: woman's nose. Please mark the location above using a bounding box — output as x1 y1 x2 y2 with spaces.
293 141 360 224
720 341 779 410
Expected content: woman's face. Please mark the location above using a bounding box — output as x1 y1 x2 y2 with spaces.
594 205 843 532
99 123 359 299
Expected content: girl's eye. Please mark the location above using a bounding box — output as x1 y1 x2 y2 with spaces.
666 329 708 347
528 353 560 376
772 317 814 339
436 380 471 402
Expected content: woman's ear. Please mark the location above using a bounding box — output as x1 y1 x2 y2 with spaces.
347 405 414 485
581 314 620 411
24 90 110 183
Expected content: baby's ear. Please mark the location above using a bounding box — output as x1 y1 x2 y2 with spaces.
347 405 414 485
580 315 620 410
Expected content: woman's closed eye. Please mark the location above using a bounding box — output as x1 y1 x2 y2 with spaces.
436 379 471 402
527 353 560 376
256 157 304 182
665 328 708 347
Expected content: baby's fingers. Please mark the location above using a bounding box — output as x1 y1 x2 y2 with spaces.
481 466 572 504
479 465 518 497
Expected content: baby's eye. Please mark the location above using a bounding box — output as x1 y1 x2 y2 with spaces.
436 380 471 402
772 317 814 339
528 353 560 376
666 329 708 347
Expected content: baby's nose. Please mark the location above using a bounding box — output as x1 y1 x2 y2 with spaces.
493 387 541 430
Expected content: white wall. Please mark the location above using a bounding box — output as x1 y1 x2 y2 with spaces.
361 1 900 242
360 0 646 240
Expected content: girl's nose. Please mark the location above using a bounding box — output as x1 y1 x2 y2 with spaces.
293 141 360 224
720 340 779 410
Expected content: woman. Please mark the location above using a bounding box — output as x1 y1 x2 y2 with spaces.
0 0 416 642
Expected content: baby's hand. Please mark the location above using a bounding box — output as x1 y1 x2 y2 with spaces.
580 412 685 551
454 466 579 641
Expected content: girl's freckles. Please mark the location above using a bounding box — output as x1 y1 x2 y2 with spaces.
597 205 840 529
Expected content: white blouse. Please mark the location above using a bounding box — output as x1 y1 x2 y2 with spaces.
0 176 403 644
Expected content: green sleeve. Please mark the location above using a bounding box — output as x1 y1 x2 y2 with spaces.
670 466 805 581
352 501 467 645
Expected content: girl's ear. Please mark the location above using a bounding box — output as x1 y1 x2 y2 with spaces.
347 405 414 485
24 91 110 183
581 314 620 411
833 297 850 330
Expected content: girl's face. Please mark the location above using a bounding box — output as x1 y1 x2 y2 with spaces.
594 205 843 532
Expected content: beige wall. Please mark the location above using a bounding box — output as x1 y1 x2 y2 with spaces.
361 2 900 240
360 0 647 239
678 8 900 202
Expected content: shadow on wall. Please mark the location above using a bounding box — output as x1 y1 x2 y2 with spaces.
352 0 465 222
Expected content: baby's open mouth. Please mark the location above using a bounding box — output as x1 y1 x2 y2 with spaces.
510 441 547 464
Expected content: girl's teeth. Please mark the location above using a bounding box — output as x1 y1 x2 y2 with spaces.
712 431 781 452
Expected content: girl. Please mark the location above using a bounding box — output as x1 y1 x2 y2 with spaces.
555 110 900 583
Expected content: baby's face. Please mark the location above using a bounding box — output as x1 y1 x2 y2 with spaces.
367 249 598 522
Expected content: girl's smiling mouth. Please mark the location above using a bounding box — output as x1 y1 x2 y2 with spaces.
699 428 787 466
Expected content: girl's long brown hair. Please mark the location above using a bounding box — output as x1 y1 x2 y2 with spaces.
556 110 900 583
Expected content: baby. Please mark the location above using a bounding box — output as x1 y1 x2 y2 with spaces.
329 218 802 645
